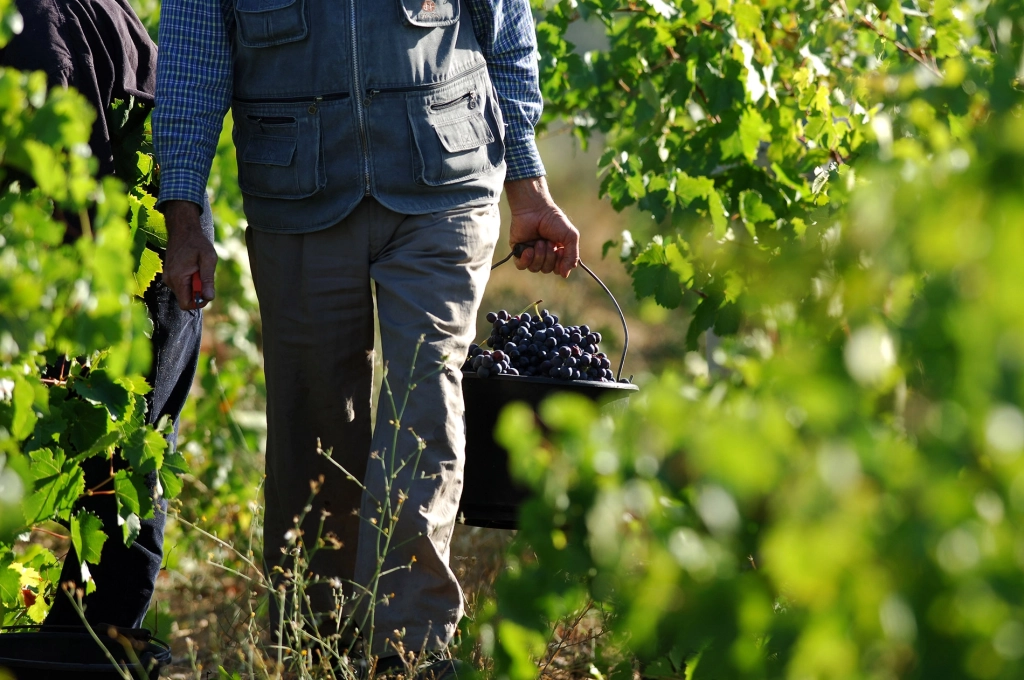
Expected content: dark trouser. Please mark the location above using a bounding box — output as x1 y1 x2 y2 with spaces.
44 206 210 630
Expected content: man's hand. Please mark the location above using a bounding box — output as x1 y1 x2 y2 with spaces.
163 200 217 310
505 176 580 278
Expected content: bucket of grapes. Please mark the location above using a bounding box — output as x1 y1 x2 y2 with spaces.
458 244 639 529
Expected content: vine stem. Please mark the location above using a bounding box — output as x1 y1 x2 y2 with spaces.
858 16 943 77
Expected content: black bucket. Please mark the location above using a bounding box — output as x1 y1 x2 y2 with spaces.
459 250 640 529
0 627 171 680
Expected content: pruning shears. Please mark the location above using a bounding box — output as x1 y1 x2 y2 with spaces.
191 271 204 309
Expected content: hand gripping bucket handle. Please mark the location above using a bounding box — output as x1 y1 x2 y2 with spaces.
491 242 631 382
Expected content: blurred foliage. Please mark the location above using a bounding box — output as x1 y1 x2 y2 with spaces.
483 0 1024 678
0 54 185 624
0 0 259 625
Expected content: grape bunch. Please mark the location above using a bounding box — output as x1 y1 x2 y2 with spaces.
462 308 615 382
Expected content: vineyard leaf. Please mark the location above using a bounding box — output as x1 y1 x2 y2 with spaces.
739 190 776 232
721 108 772 162
25 406 67 453
114 470 140 516
27 594 49 623
686 293 724 350
74 429 122 461
22 448 85 524
128 191 168 250
122 427 166 475
134 247 162 297
158 448 188 500
121 513 141 547
72 370 132 423
714 302 742 336
633 259 686 310
0 566 20 608
708 190 729 239
11 375 38 441
734 3 762 38
114 392 147 440
117 375 152 396
71 511 106 565
64 400 112 454
665 242 694 285
675 173 716 205
21 140 68 200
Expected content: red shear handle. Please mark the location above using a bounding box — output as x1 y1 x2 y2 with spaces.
191 271 204 309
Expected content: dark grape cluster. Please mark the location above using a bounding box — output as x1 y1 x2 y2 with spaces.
462 309 615 382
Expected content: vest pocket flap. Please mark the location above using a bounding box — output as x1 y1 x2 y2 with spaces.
236 0 296 12
434 114 494 153
233 100 325 199
235 0 307 48
397 0 459 27
243 134 297 166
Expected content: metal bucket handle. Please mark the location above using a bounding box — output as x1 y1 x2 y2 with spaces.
491 242 630 382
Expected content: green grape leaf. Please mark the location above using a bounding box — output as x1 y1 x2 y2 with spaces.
602 239 619 259
740 190 776 228
117 375 152 396
734 2 762 38
675 173 716 205
121 513 141 547
115 392 148 440
128 191 168 250
134 247 163 297
71 511 106 565
708 190 730 239
721 108 772 162
686 294 724 350
75 429 122 461
122 427 166 475
158 447 188 500
0 566 21 608
632 240 693 309
10 375 38 441
25 405 67 453
116 468 155 522
22 448 85 524
71 370 132 424
27 594 49 623
114 470 140 517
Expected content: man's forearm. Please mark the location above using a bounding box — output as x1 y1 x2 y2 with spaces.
153 0 233 208
466 0 547 181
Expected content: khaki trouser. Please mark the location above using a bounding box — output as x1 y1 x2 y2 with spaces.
246 198 499 655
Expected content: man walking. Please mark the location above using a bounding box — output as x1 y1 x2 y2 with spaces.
154 0 578 666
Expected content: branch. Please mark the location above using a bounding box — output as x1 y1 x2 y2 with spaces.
858 16 942 78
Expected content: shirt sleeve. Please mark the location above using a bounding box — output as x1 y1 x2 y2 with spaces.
466 0 546 180
152 0 235 209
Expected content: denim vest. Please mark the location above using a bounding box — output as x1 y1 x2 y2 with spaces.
230 0 507 232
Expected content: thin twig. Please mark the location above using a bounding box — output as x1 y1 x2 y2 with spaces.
858 16 942 77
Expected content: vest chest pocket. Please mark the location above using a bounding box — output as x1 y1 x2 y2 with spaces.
408 87 504 186
235 0 308 48
233 106 325 199
398 0 459 27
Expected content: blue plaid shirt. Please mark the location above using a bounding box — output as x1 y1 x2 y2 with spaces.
154 0 546 208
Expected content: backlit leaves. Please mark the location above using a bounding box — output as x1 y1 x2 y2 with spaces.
21 448 84 524
632 239 695 309
71 510 106 565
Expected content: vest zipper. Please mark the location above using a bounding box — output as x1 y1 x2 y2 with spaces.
365 62 487 98
350 1 371 195
430 91 477 111
233 92 350 104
